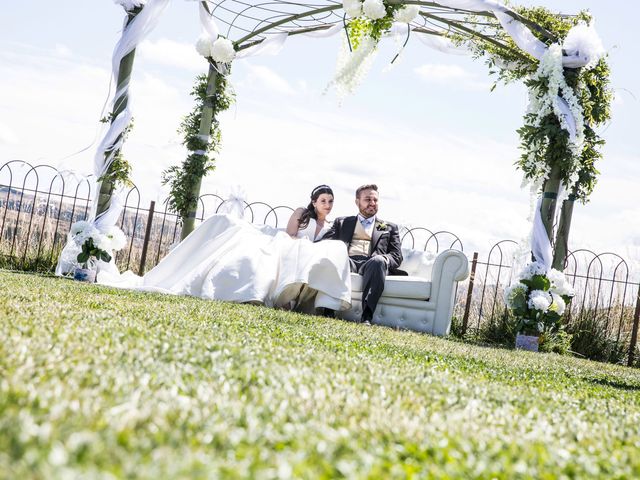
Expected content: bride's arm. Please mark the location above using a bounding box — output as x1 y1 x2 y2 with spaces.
285 208 305 238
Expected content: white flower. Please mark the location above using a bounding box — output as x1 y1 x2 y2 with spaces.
330 34 379 100
343 0 363 18
195 35 214 58
70 221 91 237
394 4 420 23
92 233 113 252
550 293 566 315
113 0 146 10
70 221 99 247
210 38 235 64
547 268 575 297
528 290 552 312
102 226 127 252
503 282 528 308
519 261 546 280
362 0 386 20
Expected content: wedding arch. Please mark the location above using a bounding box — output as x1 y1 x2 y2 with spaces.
87 0 611 277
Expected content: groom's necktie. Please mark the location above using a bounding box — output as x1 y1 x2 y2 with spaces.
360 216 374 228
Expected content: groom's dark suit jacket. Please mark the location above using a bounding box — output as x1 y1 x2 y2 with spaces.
322 216 404 274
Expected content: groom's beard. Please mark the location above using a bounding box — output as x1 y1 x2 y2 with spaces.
359 206 377 217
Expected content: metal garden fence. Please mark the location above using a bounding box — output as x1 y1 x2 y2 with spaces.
2 160 639 366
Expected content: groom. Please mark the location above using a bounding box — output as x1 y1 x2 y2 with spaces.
321 184 403 324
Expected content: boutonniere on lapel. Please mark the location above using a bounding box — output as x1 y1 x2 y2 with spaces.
376 222 388 232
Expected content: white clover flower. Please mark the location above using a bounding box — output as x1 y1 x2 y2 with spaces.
528 290 552 312
362 0 386 20
550 292 566 315
343 0 363 18
210 38 236 64
195 35 214 58
394 4 420 23
503 282 528 308
113 0 146 10
102 226 127 252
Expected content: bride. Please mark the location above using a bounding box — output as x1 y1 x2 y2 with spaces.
98 184 352 312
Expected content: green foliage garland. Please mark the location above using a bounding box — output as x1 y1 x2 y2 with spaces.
98 115 134 188
162 71 235 219
459 7 612 201
347 3 401 49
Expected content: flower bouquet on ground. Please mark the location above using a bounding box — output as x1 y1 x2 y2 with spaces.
69 221 127 282
504 261 575 352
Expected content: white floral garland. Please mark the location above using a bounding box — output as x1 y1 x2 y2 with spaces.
330 34 379 100
522 44 586 190
331 0 419 98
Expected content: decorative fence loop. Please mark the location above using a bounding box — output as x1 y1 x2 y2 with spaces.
2 160 638 366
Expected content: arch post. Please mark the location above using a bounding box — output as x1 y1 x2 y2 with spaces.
539 163 562 249
180 62 223 240
96 7 141 218
552 193 576 270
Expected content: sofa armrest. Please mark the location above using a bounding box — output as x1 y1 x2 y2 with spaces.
429 250 469 335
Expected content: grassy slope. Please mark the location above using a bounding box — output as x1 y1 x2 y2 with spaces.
1 270 639 479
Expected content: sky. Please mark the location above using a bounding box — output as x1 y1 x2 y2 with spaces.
0 1 638 270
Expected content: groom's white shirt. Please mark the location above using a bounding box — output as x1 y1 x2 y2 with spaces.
357 214 376 237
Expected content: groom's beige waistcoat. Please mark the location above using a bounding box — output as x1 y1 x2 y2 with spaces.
348 220 371 257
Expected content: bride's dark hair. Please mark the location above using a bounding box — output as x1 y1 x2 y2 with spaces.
298 184 333 230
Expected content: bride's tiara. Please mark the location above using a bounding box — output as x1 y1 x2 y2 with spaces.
311 185 333 197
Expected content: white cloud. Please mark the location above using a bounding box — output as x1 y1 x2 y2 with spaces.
239 64 297 96
1 40 638 265
137 38 204 72
414 63 491 91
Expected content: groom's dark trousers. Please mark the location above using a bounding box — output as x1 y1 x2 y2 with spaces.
348 255 388 320
321 216 403 322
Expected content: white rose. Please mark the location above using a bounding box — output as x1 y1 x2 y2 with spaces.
195 35 214 58
550 293 566 316
210 38 236 64
362 0 386 20
92 233 113 253
343 0 363 18
394 4 420 23
102 226 127 252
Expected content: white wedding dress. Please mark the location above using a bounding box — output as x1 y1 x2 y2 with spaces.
98 214 352 311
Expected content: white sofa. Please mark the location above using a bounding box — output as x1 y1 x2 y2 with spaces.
338 249 469 336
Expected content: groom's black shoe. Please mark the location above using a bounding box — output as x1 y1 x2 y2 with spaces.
360 307 373 326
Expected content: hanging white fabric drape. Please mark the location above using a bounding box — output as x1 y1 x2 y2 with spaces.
57 0 171 276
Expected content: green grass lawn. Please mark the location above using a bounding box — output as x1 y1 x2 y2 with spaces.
1 270 640 479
